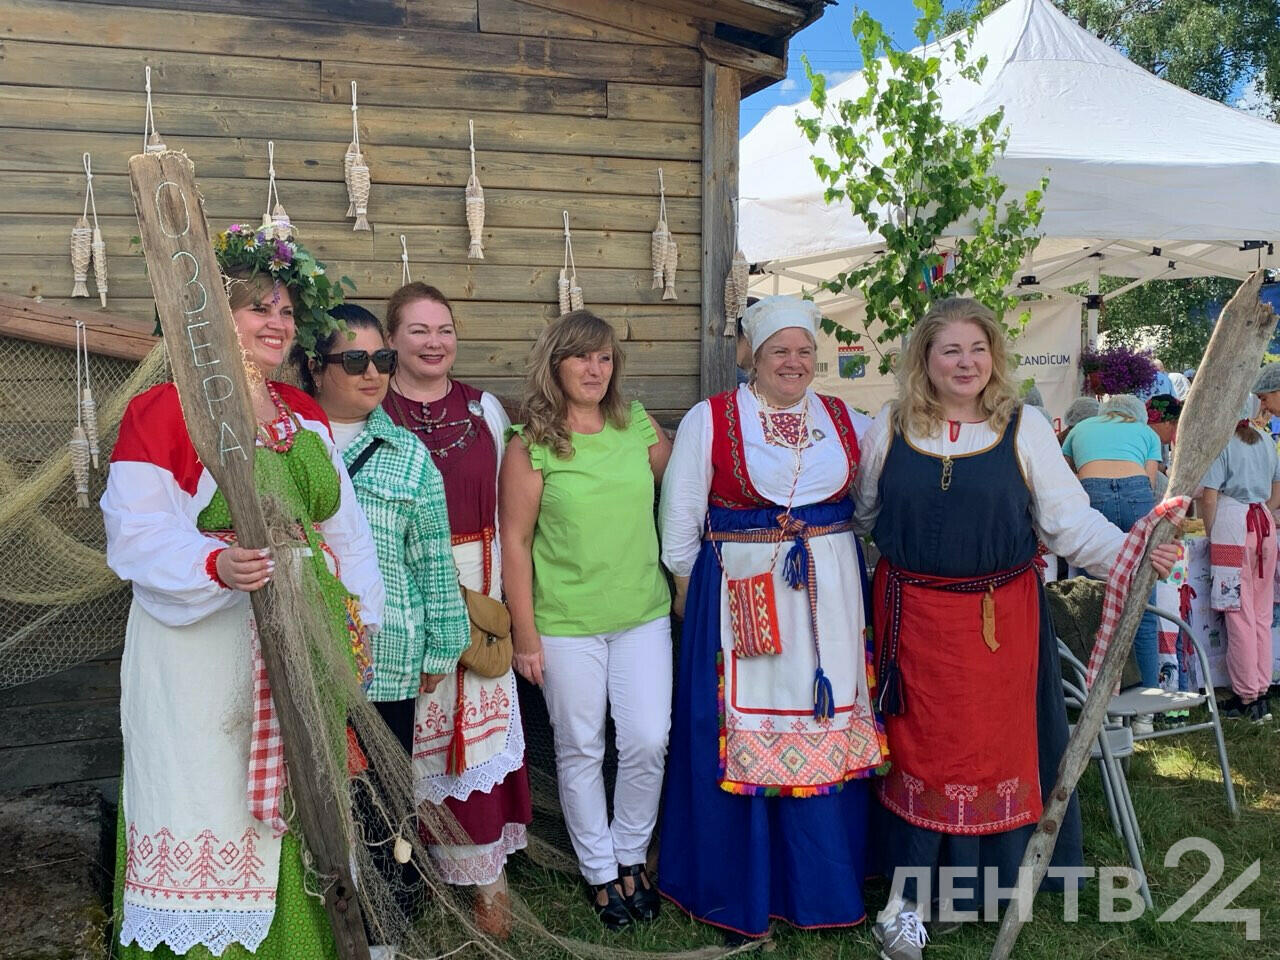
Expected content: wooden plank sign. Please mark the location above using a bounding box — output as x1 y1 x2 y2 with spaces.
990 270 1277 959
126 150 371 960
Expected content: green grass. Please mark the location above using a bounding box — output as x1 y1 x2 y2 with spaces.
504 711 1279 960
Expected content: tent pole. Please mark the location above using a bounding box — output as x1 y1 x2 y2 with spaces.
1086 269 1100 346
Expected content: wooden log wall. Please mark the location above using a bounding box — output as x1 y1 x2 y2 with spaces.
0 0 716 419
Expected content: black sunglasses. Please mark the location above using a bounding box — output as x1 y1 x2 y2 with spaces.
321 349 398 376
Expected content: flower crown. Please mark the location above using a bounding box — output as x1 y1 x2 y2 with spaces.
214 211 355 357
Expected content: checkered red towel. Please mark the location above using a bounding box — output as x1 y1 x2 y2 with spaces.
248 622 288 837
1086 496 1190 689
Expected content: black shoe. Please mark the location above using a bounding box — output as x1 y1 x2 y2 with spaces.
1261 697 1274 721
618 863 660 921
1248 699 1272 724
722 929 764 947
1220 694 1248 719
589 881 633 931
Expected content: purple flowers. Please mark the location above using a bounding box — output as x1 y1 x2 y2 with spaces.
274 240 293 264
1079 345 1158 396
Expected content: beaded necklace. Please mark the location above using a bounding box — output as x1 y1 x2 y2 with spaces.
752 386 816 451
387 378 479 460
257 382 298 453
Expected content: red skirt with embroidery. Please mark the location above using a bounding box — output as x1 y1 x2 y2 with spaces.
872 559 1042 836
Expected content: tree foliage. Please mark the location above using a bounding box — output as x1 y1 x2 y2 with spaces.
1083 275 1241 369
944 1 1280 119
798 0 1046 373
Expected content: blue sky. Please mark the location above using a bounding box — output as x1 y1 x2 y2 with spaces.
741 1 960 134
742 1 1269 133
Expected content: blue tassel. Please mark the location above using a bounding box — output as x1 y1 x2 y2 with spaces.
813 666 836 720
783 539 808 590
876 658 904 716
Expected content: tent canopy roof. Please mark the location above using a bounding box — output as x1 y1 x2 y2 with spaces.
740 0 1280 297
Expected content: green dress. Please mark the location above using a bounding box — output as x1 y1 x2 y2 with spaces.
113 429 361 959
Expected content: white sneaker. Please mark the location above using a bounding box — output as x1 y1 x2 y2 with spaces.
873 908 929 960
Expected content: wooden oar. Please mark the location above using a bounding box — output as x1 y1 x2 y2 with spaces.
127 151 371 960
990 270 1275 960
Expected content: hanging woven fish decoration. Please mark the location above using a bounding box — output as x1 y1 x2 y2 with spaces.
725 247 749 336
91 226 108 307
651 168 670 290
70 217 92 298
560 211 583 314
465 120 485 259
558 270 571 315
342 81 366 221
70 426 91 509
75 322 100 468
350 152 372 232
663 237 678 301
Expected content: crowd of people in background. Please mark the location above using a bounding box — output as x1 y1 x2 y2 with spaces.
104 224 1262 960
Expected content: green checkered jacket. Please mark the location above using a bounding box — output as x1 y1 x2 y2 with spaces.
341 406 470 701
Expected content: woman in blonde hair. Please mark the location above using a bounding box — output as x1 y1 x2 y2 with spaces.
500 310 672 930
1061 393 1166 689
855 298 1177 959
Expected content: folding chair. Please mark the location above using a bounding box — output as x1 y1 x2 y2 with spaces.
1059 642 1152 908
1100 604 1237 818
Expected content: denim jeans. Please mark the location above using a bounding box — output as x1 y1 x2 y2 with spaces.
1080 475 1161 688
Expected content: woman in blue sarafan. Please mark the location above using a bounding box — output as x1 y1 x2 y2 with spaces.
855 298 1178 960
658 295 888 941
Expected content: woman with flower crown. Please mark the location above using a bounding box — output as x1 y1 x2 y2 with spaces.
101 219 385 959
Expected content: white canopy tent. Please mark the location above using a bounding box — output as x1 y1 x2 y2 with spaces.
739 0 1280 408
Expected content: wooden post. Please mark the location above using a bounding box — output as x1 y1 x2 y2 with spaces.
126 151 371 960
990 271 1276 960
700 59 739 399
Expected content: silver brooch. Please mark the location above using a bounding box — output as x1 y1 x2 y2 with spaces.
811 428 826 441
467 400 484 417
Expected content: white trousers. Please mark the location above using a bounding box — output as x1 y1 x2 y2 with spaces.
539 615 673 885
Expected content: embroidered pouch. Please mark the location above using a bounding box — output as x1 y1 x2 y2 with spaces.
727 571 783 657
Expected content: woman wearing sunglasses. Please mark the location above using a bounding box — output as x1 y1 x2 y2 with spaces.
382 282 531 937
296 304 472 951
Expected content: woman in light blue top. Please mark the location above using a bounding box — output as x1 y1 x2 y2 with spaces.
1061 394 1163 686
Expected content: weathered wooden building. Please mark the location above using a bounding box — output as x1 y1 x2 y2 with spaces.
0 0 826 792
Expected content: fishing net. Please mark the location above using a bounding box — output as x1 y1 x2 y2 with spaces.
0 331 732 960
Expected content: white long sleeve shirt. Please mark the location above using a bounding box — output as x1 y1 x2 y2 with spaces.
853 403 1125 578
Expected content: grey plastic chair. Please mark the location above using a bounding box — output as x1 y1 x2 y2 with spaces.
1099 604 1237 818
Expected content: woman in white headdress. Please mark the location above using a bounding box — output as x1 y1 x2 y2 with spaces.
657 295 887 940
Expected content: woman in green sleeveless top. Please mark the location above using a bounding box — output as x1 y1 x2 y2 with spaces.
499 311 672 931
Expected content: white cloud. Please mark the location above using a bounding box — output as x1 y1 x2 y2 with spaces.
779 76 800 92
822 69 858 88
1234 75 1275 119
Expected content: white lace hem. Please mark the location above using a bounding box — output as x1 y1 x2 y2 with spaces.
415 677 526 805
428 822 527 886
119 903 274 956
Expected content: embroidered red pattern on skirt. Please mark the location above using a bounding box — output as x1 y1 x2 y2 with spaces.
124 823 276 902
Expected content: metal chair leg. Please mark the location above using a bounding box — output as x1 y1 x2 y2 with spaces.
1097 756 1124 839
1107 755 1153 908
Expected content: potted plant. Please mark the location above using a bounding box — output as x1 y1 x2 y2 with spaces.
1078 345 1158 397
